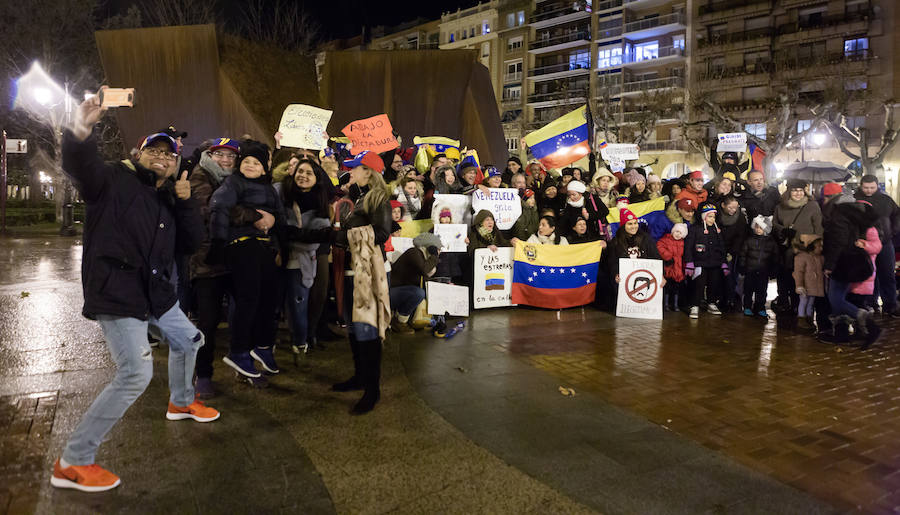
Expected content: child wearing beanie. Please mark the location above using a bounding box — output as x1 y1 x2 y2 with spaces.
739 215 779 318
657 223 688 311
683 203 727 318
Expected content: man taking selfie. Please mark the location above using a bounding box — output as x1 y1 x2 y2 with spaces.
50 90 221 493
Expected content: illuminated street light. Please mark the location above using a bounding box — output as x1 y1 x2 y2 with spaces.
33 87 54 106
39 171 52 184
811 132 826 146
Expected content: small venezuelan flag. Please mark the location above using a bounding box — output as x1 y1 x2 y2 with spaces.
413 136 460 153
485 273 505 290
523 106 591 170
511 241 603 309
606 197 673 241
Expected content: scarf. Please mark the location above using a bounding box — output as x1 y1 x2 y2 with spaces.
536 232 556 245
477 225 495 243
719 210 740 227
567 197 585 208
785 195 809 209
347 225 391 340
199 151 232 185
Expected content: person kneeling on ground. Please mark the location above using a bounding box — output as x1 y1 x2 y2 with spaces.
389 233 442 335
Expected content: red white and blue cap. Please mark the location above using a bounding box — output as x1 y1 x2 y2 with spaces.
140 133 178 152
343 151 385 173
209 137 239 153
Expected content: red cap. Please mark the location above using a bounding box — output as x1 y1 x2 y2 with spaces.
676 198 696 212
389 200 402 209
689 170 704 180
620 207 638 223
343 150 385 173
822 182 842 196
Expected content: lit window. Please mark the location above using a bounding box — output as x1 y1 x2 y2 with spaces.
744 123 766 140
634 41 659 62
517 10 525 26
844 37 868 59
507 137 519 151
507 13 515 28
483 20 490 34
672 35 685 50
797 119 812 132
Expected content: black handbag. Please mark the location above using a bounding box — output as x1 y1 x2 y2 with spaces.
831 245 874 283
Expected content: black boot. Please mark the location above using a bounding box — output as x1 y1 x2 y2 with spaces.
352 339 382 415
332 335 363 391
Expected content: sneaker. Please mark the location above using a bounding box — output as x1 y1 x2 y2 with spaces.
707 303 722 315
886 307 900 319
391 318 415 335
291 342 308 355
757 310 768 318
51 459 121 492
166 400 220 422
250 347 280 374
689 306 699 319
194 377 215 400
222 352 261 378
743 308 753 316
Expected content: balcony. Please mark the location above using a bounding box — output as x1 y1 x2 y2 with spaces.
697 61 773 81
529 30 591 54
774 50 874 79
698 27 773 51
776 11 872 43
501 96 523 108
528 61 592 81
623 46 685 68
531 1 592 29
620 109 682 124
504 71 523 82
596 24 625 41
621 76 684 95
527 89 589 106
624 0 676 9
698 0 772 18
623 12 685 39
596 0 623 11
639 139 687 152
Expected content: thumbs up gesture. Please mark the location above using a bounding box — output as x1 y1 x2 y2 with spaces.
175 170 191 200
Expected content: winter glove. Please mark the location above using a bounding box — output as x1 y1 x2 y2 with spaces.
205 239 225 265
796 287 807 296
427 245 440 257
721 262 730 277
726 253 733 263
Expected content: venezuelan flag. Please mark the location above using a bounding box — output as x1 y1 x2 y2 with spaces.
413 136 460 153
511 241 603 309
524 106 591 170
606 197 673 241
748 141 766 174
485 272 505 290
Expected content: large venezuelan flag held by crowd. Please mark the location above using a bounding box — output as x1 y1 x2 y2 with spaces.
523 106 591 170
511 241 603 309
606 197 673 241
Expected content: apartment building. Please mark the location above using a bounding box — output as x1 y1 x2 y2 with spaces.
439 2 502 92
692 0 899 183
369 19 441 51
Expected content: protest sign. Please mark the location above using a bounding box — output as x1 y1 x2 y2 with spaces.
600 143 639 161
387 236 413 263
341 114 399 155
278 104 332 149
471 188 522 230
473 247 515 309
434 224 468 253
717 132 747 153
426 282 469 317
431 194 472 225
615 258 663 320
398 219 433 238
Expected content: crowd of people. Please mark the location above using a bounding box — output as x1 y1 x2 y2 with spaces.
51 90 899 492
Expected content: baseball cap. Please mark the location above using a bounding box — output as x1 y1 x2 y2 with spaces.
140 132 178 153
209 137 239 153
158 125 188 139
343 150 385 173
676 198 696 212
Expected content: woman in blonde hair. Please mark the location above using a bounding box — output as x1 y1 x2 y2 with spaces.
332 151 393 414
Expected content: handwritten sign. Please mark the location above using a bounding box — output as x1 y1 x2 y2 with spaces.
471 188 522 230
387 236 414 263
278 104 332 150
341 114 399 155
601 143 639 161
431 194 472 226
615 258 663 320
473 247 515 309
434 224 468 253
426 282 469 317
717 132 747 153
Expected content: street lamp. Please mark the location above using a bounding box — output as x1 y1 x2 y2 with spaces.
801 131 827 162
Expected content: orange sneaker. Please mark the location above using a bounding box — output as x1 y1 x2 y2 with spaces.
166 400 220 422
51 459 121 492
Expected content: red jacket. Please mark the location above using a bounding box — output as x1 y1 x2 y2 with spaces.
657 233 685 282
676 185 709 207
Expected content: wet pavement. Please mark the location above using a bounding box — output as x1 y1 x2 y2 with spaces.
0 235 897 513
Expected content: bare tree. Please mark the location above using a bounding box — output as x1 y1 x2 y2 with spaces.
141 0 216 27
235 0 320 54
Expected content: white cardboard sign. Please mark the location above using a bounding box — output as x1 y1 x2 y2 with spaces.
426 281 470 317
473 247 515 309
615 258 663 320
387 236 414 263
471 188 522 230
278 104 332 150
717 132 747 153
601 143 639 161
431 194 472 226
434 224 468 253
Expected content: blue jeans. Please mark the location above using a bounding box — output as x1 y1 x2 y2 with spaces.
62 302 204 465
875 241 897 311
389 285 425 317
828 278 860 319
343 276 380 341
285 269 310 347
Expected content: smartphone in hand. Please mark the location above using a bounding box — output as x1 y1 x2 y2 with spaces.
99 88 135 108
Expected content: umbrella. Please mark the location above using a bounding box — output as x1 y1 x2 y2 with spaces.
782 161 851 183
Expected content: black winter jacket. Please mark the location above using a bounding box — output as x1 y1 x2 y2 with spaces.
209 172 285 244
607 228 661 276
560 195 609 238
823 202 876 271
855 190 900 242
740 186 780 222
720 212 748 261
684 222 727 267
739 234 778 272
62 131 204 320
